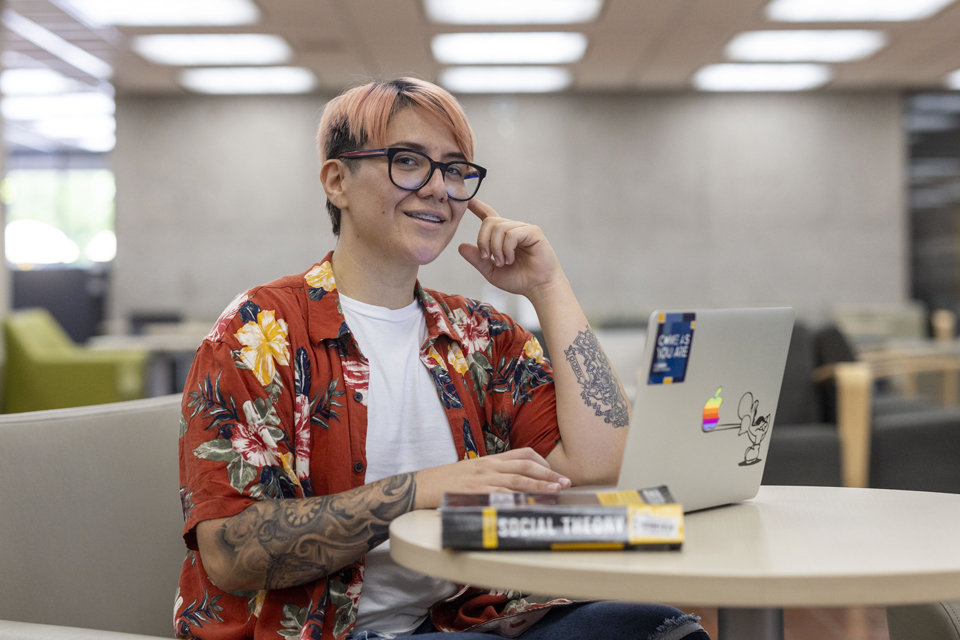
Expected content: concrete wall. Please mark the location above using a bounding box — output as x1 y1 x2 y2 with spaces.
112 91 906 326
112 96 333 323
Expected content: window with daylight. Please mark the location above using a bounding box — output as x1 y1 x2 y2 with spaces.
2 168 116 269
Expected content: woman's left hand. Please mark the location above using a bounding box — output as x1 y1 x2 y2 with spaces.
458 199 566 300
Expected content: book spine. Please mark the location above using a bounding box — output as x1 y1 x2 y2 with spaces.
441 504 683 551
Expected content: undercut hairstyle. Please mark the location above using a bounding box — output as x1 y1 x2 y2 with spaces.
317 78 475 236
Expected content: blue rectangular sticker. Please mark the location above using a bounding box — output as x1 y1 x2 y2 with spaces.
648 312 696 385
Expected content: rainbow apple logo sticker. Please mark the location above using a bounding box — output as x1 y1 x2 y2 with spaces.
702 387 722 431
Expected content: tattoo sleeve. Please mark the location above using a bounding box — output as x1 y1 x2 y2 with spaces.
213 473 417 590
563 326 630 428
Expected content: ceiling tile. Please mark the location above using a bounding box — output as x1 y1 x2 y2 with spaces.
3 0 960 94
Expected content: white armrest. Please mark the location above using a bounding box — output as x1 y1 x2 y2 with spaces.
0 620 170 640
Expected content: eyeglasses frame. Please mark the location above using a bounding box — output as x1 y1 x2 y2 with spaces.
337 147 487 201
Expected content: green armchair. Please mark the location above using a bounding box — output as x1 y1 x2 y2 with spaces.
2 308 148 413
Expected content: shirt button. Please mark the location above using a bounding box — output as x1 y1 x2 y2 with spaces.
353 462 364 473
353 392 363 402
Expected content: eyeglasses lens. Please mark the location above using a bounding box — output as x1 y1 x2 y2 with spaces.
389 150 480 200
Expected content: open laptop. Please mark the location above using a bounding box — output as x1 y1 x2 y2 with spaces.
615 307 795 512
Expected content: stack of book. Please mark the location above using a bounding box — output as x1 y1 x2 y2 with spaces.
441 486 683 551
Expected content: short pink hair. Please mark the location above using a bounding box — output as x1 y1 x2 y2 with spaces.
318 78 475 235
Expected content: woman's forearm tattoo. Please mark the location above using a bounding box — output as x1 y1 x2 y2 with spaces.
563 326 630 428
215 473 417 590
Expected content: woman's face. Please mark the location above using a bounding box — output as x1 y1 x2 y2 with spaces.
337 106 471 270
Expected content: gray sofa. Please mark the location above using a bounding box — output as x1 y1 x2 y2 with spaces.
762 323 844 486
763 323 960 493
0 395 184 639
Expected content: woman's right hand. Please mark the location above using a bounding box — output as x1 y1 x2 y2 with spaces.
413 447 571 510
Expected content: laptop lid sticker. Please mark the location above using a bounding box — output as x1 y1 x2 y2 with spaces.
647 312 695 385
702 388 771 467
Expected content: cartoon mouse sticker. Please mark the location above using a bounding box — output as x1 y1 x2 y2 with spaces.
702 387 771 466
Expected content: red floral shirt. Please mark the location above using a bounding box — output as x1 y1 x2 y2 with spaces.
175 252 561 640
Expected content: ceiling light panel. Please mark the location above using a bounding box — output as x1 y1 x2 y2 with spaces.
726 30 887 62
179 67 317 94
3 127 60 153
133 35 292 66
432 33 587 65
693 63 832 91
439 66 572 93
58 0 260 26
0 68 81 95
766 0 957 22
424 0 603 24
1 92 115 120
32 115 116 140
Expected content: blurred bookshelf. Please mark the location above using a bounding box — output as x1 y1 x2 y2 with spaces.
908 93 960 329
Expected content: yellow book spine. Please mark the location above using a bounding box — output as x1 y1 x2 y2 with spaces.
551 542 626 551
482 507 499 549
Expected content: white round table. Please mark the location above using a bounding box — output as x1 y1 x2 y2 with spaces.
390 486 960 639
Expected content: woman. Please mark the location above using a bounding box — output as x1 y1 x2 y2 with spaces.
175 77 708 640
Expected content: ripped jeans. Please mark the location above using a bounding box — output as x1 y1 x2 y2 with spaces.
354 602 710 640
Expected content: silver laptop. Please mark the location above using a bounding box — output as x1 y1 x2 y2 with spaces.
616 307 795 512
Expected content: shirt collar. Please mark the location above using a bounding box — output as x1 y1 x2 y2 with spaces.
306 251 461 347
415 283 460 346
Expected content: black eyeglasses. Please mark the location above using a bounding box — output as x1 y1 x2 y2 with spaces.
338 147 486 201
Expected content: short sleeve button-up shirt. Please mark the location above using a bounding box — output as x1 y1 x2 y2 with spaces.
175 252 560 640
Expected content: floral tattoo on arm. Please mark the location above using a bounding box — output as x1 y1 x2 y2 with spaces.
214 473 417 590
563 326 630 428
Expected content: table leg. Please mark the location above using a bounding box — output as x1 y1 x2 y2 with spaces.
942 370 959 406
717 608 784 640
146 353 177 397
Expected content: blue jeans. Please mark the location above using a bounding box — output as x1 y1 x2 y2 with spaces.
353 601 709 639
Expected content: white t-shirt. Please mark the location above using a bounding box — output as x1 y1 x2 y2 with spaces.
338 293 459 635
